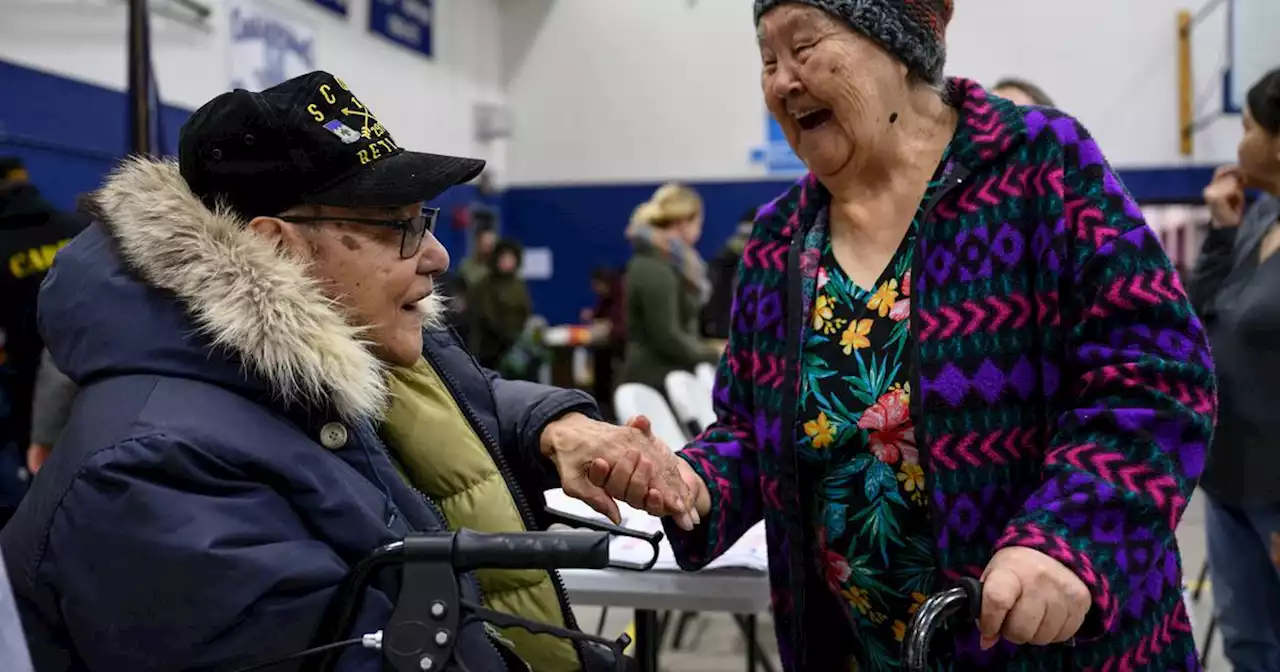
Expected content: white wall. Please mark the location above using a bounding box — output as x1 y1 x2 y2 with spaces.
502 0 1245 185
0 0 504 169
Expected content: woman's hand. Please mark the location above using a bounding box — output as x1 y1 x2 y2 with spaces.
978 546 1091 649
586 416 712 523
1203 165 1246 228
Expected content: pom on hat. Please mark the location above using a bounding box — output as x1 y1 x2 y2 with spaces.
754 0 954 82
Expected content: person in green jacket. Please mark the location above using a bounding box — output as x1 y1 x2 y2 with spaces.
469 237 533 370
458 224 497 288
620 183 721 394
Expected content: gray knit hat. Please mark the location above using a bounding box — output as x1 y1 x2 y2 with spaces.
754 0 954 83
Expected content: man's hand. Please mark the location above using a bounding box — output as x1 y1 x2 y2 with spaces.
540 412 698 529
587 434 711 519
978 547 1092 649
1203 165 1246 228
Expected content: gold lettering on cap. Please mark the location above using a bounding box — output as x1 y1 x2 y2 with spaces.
307 104 324 122
376 138 395 154
368 143 382 160
320 84 336 104
335 76 350 91
358 149 371 165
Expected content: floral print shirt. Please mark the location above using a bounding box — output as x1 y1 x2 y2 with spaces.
796 167 949 671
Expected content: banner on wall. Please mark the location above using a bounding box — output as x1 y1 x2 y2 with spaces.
749 113 806 174
305 0 349 17
228 0 317 91
369 0 434 58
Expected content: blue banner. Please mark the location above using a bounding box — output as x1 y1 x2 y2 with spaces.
306 0 349 17
749 113 806 174
369 0 433 58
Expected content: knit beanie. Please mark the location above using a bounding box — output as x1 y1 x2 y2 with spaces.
754 0 954 83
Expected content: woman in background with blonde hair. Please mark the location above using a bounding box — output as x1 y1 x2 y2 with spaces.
620 183 722 394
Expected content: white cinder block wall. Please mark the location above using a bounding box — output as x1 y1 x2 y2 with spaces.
501 0 1245 186
0 0 507 171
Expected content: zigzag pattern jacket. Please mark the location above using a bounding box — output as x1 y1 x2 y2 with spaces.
663 78 1216 671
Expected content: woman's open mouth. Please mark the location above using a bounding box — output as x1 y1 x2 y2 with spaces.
796 108 834 131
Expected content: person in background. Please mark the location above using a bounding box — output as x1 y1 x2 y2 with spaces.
25 350 76 474
0 157 87 523
1 71 693 672
593 2 1214 669
992 77 1055 107
582 267 626 341
701 207 757 340
459 223 498 288
582 267 627 416
469 238 534 372
438 271 473 345
1189 66 1280 672
620 184 722 395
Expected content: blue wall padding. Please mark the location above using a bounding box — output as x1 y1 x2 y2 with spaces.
2 59 1217 325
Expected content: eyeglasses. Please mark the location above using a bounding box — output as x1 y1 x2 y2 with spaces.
280 206 440 259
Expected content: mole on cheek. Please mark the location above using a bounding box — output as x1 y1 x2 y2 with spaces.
340 235 362 251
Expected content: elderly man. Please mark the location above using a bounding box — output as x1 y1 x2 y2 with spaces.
0 71 691 672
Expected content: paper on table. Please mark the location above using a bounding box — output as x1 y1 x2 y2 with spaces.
543 489 642 526
543 490 769 573
606 514 769 573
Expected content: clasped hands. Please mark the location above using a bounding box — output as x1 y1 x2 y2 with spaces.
539 412 708 530
539 412 1091 648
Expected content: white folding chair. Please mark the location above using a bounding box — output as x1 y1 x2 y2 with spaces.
694 362 716 395
664 370 716 435
613 383 689 450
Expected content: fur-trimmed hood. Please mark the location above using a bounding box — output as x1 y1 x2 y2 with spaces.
42 157 442 421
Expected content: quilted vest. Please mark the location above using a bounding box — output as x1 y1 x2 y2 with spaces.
383 359 578 671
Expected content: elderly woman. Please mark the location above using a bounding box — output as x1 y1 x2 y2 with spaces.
595 1 1215 669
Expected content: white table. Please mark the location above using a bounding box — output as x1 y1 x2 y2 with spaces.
560 568 773 672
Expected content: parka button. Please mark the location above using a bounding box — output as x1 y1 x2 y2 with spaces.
319 422 349 450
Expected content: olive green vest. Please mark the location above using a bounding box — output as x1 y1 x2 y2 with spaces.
382 359 578 671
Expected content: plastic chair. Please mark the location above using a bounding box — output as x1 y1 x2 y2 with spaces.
613 384 688 451
664 370 716 435
694 362 716 396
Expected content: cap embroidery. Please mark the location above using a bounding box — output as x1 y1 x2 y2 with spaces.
323 120 362 144
305 78 401 166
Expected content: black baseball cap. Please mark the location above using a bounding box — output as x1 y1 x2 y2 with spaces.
178 71 485 219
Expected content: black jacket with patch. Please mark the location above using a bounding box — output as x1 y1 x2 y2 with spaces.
0 185 87 449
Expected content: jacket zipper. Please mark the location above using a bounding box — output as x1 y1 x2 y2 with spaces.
911 166 970 582
363 424 508 666
421 339 587 661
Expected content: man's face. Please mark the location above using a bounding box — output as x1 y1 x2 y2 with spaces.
477 230 497 256
266 203 449 367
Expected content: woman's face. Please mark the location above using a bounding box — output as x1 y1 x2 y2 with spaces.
758 4 909 178
677 214 704 246
1238 106 1280 190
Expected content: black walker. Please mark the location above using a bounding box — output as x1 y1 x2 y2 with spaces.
232 510 663 672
